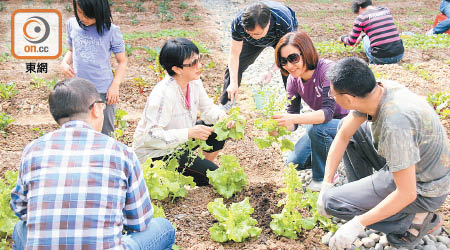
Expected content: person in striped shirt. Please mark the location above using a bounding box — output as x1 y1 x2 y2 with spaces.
10 78 175 250
339 0 404 65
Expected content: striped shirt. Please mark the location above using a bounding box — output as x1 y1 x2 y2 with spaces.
343 6 404 58
10 121 153 249
231 1 298 47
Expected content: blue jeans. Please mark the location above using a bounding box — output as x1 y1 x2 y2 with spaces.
12 218 175 250
434 0 450 34
362 36 404 65
286 119 340 181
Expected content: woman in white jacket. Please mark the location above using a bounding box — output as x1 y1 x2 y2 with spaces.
133 38 230 185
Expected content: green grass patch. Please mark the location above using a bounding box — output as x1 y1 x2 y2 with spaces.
123 28 197 41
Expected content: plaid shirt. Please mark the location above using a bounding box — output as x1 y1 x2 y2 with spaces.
10 121 153 249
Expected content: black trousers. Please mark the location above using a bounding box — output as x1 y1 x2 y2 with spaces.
152 122 225 186
220 41 288 105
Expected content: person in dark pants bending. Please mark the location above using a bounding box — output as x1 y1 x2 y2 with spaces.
220 1 297 110
316 57 449 249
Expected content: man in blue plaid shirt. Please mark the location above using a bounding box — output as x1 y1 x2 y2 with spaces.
10 78 175 249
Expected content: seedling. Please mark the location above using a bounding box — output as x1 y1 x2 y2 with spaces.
111 109 129 141
402 63 433 81
270 163 337 239
208 197 261 242
0 82 18 100
132 75 150 94
213 107 246 141
0 171 19 236
30 127 46 137
427 91 450 119
134 2 145 12
142 158 195 201
0 113 14 136
148 60 166 81
0 2 6 12
158 0 174 22
184 8 200 21
207 155 248 198
179 2 188 9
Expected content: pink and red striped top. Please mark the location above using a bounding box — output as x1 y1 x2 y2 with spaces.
343 6 404 58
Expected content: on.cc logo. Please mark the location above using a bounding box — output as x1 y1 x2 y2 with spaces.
23 16 50 44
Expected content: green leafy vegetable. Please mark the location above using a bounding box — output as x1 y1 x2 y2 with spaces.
207 155 248 198
142 158 195 201
270 163 337 239
254 118 294 152
213 107 246 141
208 197 261 242
0 170 19 236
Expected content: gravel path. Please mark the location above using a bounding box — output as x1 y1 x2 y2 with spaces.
198 1 450 249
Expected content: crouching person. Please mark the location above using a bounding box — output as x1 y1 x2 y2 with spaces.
11 78 175 250
316 57 449 249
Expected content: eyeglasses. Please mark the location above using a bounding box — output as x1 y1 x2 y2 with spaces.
280 53 301 66
89 100 106 110
182 54 202 67
328 89 355 99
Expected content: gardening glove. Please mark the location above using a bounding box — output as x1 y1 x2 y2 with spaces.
317 181 333 218
329 216 365 250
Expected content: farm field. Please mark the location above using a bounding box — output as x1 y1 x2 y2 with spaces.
0 0 449 249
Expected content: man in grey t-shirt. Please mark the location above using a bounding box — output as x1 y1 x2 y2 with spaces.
316 57 449 249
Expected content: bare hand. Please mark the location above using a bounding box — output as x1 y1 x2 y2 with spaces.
272 114 297 128
354 35 363 46
188 125 213 140
106 83 120 105
61 62 75 78
260 71 273 86
226 84 238 103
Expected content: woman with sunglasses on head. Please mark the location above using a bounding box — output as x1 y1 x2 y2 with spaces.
272 31 349 192
133 38 233 186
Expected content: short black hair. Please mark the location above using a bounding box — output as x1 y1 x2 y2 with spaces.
352 0 372 14
241 2 271 31
159 38 199 76
326 57 377 98
49 78 100 124
74 0 112 35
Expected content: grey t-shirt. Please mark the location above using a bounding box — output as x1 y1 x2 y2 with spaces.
353 80 450 197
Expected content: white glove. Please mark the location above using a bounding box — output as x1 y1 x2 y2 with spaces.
317 182 333 217
329 216 365 250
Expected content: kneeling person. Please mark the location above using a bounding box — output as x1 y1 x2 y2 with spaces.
133 38 233 186
317 57 449 249
11 78 175 250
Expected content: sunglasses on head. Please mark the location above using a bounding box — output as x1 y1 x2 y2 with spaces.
182 54 202 67
280 53 301 66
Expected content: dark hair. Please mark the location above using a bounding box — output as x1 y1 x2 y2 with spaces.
73 0 112 35
274 31 319 76
241 2 271 31
352 0 372 14
159 38 199 76
326 57 376 97
49 77 100 124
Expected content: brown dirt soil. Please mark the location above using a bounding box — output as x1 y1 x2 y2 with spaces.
0 0 449 249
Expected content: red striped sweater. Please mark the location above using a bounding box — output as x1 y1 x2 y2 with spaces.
343 6 404 58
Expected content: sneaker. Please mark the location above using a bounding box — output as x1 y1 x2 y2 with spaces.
306 179 322 192
426 28 434 36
